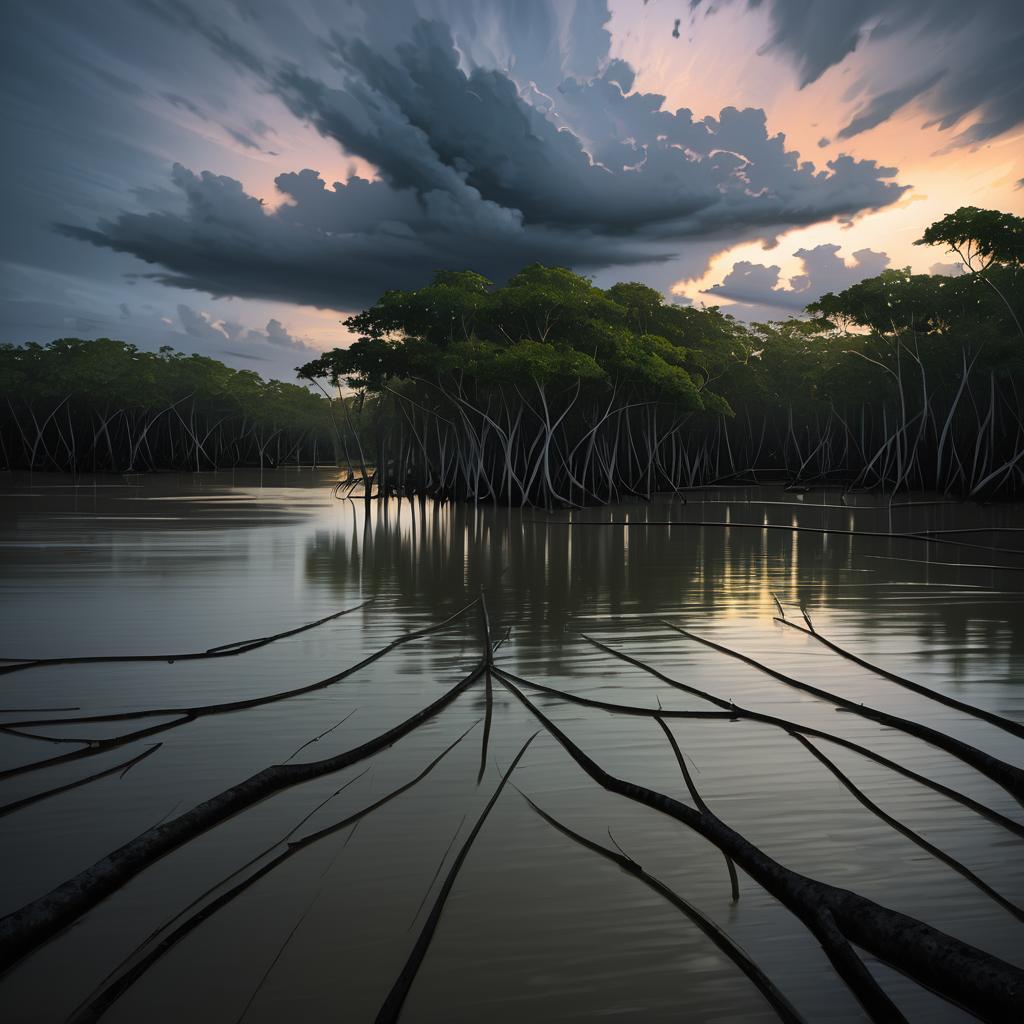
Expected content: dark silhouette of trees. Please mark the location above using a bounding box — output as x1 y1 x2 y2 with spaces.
2 208 1021 497
299 209 1024 503
0 339 335 471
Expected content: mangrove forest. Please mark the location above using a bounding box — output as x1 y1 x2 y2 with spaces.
1 207 1022 504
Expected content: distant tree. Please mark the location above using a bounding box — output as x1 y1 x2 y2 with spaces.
914 207 1023 335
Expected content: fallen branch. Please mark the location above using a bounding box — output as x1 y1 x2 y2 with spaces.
0 601 372 677
655 716 740 902
774 616 1024 740
499 676 1024 1022
68 724 477 1023
0 744 161 818
663 622 1024 802
0 599 480 781
0 645 488 973
375 732 536 1023
519 790 806 1023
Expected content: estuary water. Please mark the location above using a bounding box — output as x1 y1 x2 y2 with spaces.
0 470 1022 1022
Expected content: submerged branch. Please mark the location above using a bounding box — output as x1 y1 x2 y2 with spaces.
67 724 478 1023
0 649 488 973
498 674 1024 1023
374 732 537 1023
774 616 1024 740
663 622 1024 802
0 601 372 677
519 790 806 1024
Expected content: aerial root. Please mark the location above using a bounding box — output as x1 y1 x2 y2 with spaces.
497 673 1024 1023
0 600 372 676
66 724 478 1024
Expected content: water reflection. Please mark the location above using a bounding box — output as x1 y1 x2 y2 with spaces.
304 491 1024 666
1 474 1022 1023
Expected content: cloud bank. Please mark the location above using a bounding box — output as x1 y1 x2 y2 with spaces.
57 1 907 310
704 243 891 314
694 0 1024 148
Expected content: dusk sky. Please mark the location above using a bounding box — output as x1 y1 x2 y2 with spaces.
3 0 1022 381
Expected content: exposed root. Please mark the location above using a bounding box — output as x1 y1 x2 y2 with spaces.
519 790 807 1023
774 615 1024 740
0 600 480 781
498 675 1024 1023
374 732 536 1023
0 601 372 677
0 653 487 973
663 622 1024 802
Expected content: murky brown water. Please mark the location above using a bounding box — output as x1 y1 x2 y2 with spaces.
1 471 1022 1022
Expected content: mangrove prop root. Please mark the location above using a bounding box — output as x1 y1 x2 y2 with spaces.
283 708 359 763
519 790 807 1024
478 589 495 785
0 599 481 781
774 616 1024 740
478 669 493 786
68 724 478 1024
499 675 1024 1023
804 905 909 1024
0 601 372 677
374 732 537 1024
408 814 468 929
654 716 740 903
0 655 487 974
0 745 161 819
500 663 1024 844
663 622 1024 802
789 732 1024 923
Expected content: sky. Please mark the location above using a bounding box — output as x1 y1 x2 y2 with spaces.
1 0 1022 382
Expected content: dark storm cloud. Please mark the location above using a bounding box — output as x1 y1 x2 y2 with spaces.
164 92 208 119
705 244 890 312
58 5 906 309
178 302 314 353
694 0 1024 148
837 71 946 141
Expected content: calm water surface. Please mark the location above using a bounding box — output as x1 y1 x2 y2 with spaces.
1 471 1022 1022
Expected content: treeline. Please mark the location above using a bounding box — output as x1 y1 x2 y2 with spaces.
301 207 1024 504
2 208 1021 497
0 339 336 472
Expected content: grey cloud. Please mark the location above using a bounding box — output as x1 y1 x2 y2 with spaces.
695 1 1024 148
224 126 266 151
705 261 788 308
929 262 965 277
178 303 226 339
58 7 906 309
258 318 303 348
178 302 315 354
837 71 945 140
704 243 891 313
164 92 207 119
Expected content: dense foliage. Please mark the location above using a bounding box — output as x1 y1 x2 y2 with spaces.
0 339 335 471
300 207 1024 503
2 207 1021 498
